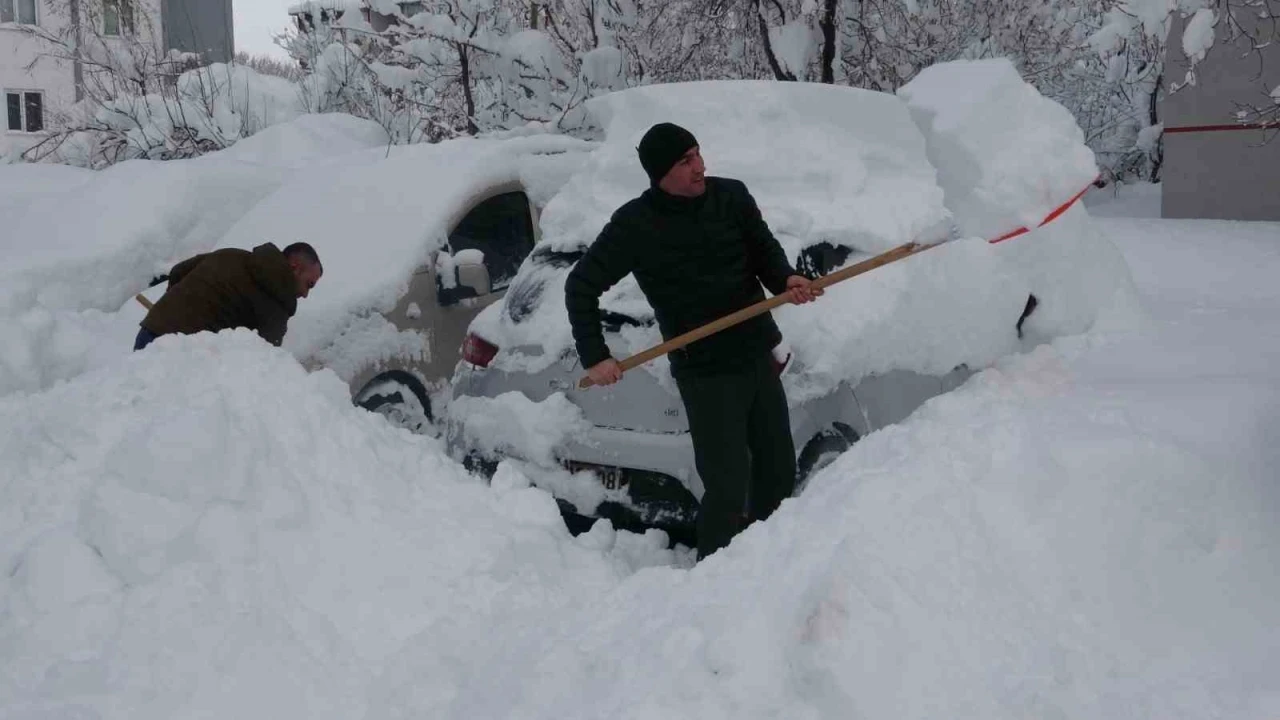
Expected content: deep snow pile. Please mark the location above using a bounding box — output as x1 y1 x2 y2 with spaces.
898 59 1137 345
0 114 394 397
0 331 681 718
377 217 1280 720
5 214 1275 719
898 58 1099 240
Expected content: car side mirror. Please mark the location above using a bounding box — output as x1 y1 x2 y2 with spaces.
456 253 491 296
437 249 490 306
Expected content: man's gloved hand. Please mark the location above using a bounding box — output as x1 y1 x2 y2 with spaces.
783 275 822 304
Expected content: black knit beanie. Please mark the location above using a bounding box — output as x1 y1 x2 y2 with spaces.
637 123 699 186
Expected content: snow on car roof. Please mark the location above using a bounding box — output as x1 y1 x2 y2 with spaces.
478 66 1136 401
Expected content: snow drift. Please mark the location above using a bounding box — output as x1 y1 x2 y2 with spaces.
897 58 1140 346
5 216 1278 719
897 58 1099 240
0 90 1276 719
0 332 680 718
0 114 394 397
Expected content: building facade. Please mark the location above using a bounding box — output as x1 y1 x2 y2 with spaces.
1160 5 1280 221
2 0 232 158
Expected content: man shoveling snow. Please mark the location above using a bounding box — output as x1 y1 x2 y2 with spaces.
565 122 822 560
134 242 324 350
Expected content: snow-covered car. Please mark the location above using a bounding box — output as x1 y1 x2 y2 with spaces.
446 62 1133 544
131 131 597 434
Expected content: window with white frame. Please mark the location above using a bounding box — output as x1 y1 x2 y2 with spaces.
0 0 39 25
5 91 44 133
103 0 135 36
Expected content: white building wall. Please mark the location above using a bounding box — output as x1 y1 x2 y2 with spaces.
2 1 72 155
1 0 163 158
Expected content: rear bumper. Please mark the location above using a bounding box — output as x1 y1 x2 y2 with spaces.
561 425 702 498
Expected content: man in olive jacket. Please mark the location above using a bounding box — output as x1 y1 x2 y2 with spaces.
564 122 822 560
134 242 323 351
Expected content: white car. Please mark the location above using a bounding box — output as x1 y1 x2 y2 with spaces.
444 74 1124 546
131 135 599 434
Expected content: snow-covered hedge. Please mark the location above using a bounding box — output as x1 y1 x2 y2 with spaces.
27 63 307 169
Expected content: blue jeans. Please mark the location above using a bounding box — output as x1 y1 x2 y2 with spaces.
133 327 160 351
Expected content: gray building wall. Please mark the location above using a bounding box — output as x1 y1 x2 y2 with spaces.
1160 5 1280 221
163 0 235 64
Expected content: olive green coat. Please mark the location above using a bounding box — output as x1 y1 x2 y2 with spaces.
141 243 298 346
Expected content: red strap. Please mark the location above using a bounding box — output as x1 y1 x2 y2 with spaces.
987 177 1099 245
1165 121 1279 134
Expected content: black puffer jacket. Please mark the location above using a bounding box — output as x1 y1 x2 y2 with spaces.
565 177 795 377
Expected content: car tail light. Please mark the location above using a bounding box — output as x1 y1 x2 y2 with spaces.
462 332 499 368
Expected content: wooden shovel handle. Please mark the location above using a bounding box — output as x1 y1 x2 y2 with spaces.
577 240 937 389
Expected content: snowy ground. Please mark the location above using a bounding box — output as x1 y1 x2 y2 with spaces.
2 174 1277 718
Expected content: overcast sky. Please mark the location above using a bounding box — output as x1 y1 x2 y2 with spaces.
234 0 298 60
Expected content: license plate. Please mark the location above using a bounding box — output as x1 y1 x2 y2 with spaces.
566 461 628 491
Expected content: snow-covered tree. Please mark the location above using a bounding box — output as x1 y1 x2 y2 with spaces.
1088 0 1280 175
13 0 301 166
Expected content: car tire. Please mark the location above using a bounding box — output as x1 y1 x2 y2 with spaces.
462 450 499 478
795 422 859 495
354 370 436 436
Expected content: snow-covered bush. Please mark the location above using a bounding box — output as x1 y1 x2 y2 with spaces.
14 2 307 167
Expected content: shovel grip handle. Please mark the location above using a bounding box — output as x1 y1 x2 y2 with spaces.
576 241 934 390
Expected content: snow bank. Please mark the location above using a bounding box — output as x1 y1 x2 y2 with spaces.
444 338 1279 720
0 114 397 397
0 159 281 315
898 59 1140 343
2 211 1277 719
0 164 93 210
898 58 1099 240
379 212 1280 717
0 331 680 718
213 112 391 169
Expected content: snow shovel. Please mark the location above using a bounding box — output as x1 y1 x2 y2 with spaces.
134 274 168 311
577 240 941 389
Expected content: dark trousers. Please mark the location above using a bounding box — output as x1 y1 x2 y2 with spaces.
133 327 160 351
675 353 796 560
